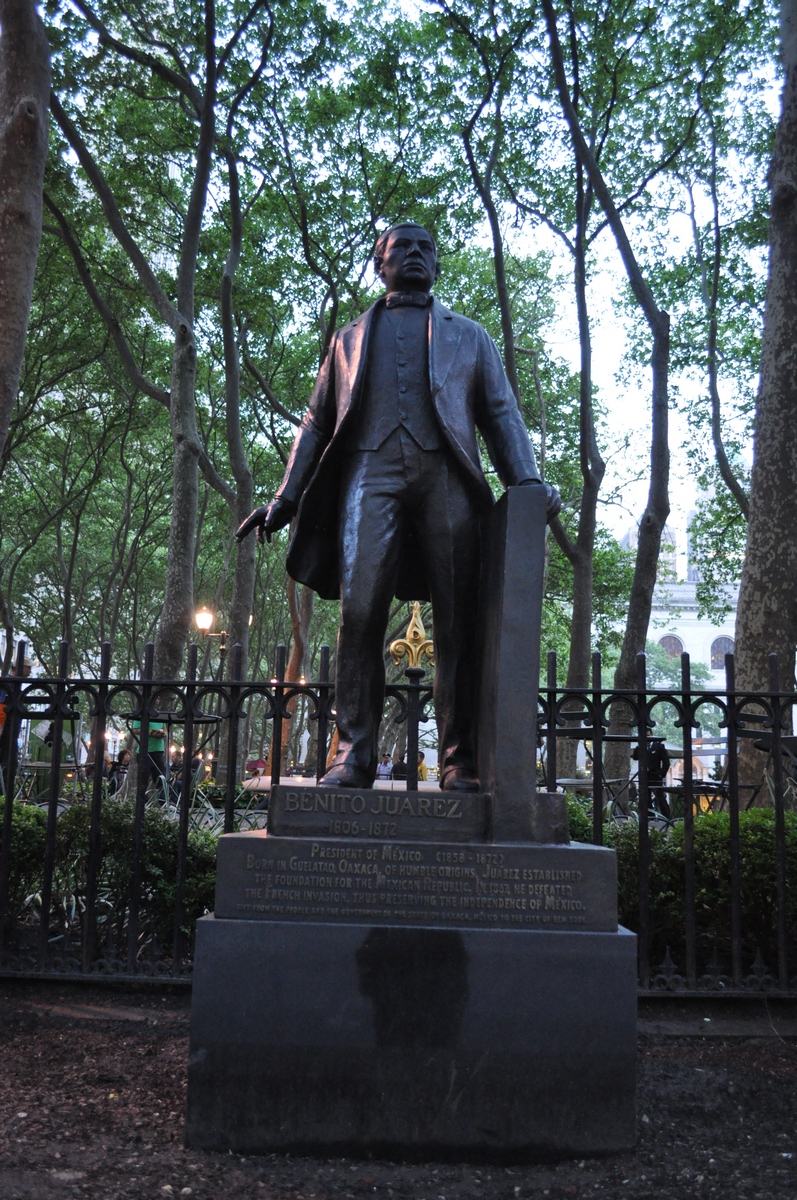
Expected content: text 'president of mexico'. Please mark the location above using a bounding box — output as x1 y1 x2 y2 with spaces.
237 222 560 792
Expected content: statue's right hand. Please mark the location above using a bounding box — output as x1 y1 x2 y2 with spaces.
235 498 295 545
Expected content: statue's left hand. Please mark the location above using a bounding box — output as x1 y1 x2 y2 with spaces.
543 483 562 524
517 479 562 524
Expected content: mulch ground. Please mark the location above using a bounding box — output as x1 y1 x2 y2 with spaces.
1 983 797 1199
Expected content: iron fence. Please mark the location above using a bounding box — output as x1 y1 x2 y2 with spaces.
0 639 795 993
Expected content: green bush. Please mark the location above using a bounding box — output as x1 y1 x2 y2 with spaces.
567 796 595 843
606 810 797 974
0 801 47 933
53 798 217 957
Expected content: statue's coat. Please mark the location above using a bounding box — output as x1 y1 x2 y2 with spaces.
276 298 540 600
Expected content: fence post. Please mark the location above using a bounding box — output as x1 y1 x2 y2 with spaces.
127 643 154 973
546 651 557 792
270 645 286 789
315 645 330 782
38 640 70 970
404 668 423 792
681 652 697 988
769 653 789 989
224 644 244 834
726 652 743 987
83 641 111 973
637 651 650 990
0 639 27 963
591 651 603 846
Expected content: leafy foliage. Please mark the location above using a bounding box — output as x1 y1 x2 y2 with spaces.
610 809 797 975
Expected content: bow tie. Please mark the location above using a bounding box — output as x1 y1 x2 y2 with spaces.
385 291 430 309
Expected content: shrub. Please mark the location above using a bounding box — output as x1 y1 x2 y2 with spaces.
567 796 594 843
51 798 216 960
1 795 219 962
0 802 46 934
607 809 797 974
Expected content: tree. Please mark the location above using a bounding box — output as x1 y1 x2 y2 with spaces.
0 0 49 469
735 0 797 695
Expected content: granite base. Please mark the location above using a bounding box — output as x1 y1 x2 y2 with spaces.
186 915 637 1160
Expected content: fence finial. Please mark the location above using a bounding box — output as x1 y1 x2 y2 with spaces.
389 602 434 670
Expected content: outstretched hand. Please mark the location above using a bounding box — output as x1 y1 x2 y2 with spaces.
235 498 295 544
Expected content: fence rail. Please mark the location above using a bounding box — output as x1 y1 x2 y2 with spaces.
1 639 795 993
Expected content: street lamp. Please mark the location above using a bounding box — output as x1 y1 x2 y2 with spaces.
195 607 214 634
194 607 229 776
194 608 228 671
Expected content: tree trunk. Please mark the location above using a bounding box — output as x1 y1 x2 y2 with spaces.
542 0 671 787
0 0 49 469
154 332 200 679
735 0 797 791
603 321 670 787
220 152 255 673
557 215 605 779
265 577 315 777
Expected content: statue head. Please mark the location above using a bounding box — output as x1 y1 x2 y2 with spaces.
373 222 440 293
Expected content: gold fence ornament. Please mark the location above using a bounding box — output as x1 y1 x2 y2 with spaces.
389 602 435 670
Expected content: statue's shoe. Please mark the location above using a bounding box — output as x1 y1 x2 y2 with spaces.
439 768 480 793
319 763 372 789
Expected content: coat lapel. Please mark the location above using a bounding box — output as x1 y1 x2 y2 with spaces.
429 298 462 394
335 300 378 425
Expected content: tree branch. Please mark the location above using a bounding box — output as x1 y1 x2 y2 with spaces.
49 92 184 332
541 0 667 339
43 196 171 407
70 0 202 115
239 323 301 426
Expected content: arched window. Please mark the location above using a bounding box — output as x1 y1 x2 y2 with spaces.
711 636 734 670
658 635 684 659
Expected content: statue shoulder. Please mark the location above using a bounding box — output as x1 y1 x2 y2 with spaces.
337 299 380 336
432 300 490 342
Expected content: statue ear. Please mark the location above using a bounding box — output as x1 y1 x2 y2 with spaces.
434 261 442 280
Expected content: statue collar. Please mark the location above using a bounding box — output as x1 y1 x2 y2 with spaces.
384 291 431 309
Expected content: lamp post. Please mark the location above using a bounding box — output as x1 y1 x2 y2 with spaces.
194 608 228 680
194 608 229 779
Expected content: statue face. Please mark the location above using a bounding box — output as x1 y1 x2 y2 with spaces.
377 225 438 293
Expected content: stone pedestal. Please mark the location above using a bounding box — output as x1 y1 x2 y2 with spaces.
187 832 637 1159
187 914 636 1159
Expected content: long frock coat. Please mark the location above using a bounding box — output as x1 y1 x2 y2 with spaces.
275 297 541 601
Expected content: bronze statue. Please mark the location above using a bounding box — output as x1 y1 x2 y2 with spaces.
237 222 560 791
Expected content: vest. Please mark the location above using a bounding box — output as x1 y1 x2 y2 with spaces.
345 301 442 451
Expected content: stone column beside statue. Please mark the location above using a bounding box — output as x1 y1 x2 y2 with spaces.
186 223 636 1159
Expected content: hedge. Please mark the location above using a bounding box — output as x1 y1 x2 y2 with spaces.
1 798 216 959
3 797 796 977
569 798 797 974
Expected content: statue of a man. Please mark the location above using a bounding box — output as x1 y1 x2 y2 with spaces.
237 222 560 791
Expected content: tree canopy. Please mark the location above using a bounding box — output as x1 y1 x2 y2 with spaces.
0 0 777 690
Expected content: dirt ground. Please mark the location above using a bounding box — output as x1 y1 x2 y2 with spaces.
1 982 796 1200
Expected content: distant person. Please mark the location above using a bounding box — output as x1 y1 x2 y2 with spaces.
0 656 32 794
130 718 168 798
391 755 407 780
632 735 671 817
108 748 131 796
417 751 428 781
375 753 392 780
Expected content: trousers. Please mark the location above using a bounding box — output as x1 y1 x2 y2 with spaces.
334 428 482 782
